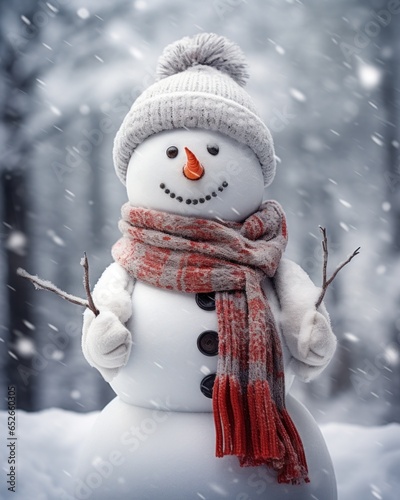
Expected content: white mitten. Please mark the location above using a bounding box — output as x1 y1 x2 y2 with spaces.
288 309 337 382
274 259 337 381
82 310 132 382
81 262 135 382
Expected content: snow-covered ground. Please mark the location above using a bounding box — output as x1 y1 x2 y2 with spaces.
0 409 399 499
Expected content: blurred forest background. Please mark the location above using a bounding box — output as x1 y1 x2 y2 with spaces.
0 0 399 425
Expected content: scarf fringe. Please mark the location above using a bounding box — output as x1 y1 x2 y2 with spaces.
277 408 310 484
213 375 246 457
213 377 310 484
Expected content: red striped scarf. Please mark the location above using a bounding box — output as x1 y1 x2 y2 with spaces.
112 201 309 484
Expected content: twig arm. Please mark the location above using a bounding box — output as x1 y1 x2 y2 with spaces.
320 226 328 288
323 247 361 291
81 253 99 316
17 268 89 309
17 253 99 316
315 227 360 308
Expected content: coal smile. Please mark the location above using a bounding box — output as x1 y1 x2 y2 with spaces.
159 181 229 205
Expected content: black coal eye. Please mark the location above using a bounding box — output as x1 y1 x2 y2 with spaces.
207 144 219 156
166 146 179 158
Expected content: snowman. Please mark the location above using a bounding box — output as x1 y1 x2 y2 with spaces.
75 34 337 500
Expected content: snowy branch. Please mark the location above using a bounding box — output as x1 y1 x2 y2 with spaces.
17 254 99 316
81 252 99 316
315 226 360 309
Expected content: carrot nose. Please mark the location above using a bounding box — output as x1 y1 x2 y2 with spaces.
183 147 204 180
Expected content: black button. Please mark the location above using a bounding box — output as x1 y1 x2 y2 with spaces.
200 374 216 398
195 292 216 311
197 330 218 356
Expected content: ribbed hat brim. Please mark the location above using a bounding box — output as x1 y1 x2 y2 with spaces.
113 91 276 187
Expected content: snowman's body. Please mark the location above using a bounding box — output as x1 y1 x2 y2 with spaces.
112 278 293 410
77 40 338 498
77 276 336 499
78 394 336 500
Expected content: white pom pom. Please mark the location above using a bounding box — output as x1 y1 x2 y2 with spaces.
156 33 249 87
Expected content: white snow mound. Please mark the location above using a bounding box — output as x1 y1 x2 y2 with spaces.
0 409 399 500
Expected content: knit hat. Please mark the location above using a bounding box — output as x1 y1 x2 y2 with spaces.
113 33 276 187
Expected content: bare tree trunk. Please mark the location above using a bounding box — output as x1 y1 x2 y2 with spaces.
2 169 36 410
381 28 400 252
381 17 400 423
0 0 46 411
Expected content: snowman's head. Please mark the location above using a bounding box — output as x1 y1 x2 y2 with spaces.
114 33 277 219
126 128 264 221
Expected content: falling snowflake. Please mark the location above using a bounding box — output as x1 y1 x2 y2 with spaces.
384 346 399 365
371 134 384 147
6 231 27 256
129 47 144 60
47 229 65 247
339 198 352 208
358 65 382 89
289 88 306 102
22 320 36 330
50 105 61 116
15 337 36 357
344 333 359 343
77 8 90 19
51 349 64 361
70 390 81 400
134 0 147 10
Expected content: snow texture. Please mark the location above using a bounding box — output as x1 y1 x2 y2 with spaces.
1 0 400 426
0 409 399 500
